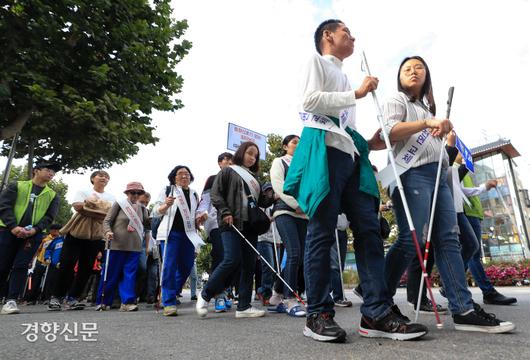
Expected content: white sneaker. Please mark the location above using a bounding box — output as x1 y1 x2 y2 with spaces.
119 303 138 312
1 300 20 315
196 295 209 318
236 306 266 318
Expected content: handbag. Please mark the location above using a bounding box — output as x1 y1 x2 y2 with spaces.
242 182 270 236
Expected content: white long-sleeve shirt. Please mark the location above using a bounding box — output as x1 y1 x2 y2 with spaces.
301 53 358 155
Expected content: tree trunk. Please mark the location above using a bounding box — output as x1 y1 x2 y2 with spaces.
27 139 35 179
0 109 33 140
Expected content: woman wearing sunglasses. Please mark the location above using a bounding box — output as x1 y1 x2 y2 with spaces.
95 182 150 311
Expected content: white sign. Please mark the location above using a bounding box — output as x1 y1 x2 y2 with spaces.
227 123 267 160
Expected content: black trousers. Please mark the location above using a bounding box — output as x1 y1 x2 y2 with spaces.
52 234 103 299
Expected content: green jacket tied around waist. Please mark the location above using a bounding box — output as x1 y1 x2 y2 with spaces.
283 117 379 218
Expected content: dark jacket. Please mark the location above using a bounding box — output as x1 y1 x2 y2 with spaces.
211 167 273 232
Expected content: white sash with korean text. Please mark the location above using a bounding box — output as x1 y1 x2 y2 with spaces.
299 110 359 156
175 187 204 249
117 199 144 241
230 165 260 200
377 128 435 188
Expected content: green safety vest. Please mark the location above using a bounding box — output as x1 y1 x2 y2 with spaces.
462 174 484 220
0 180 56 228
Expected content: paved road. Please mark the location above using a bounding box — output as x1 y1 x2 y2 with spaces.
1 287 529 360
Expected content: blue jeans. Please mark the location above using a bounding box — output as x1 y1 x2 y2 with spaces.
386 163 473 315
96 250 140 306
458 212 479 265
189 261 197 297
275 215 307 299
0 229 43 300
257 241 275 298
202 227 257 311
305 147 391 320
160 231 195 306
466 216 495 295
330 230 347 302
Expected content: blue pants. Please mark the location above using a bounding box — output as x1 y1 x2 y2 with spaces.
330 230 348 302
0 229 43 300
275 215 307 299
202 227 257 311
466 215 495 295
386 163 474 315
96 250 140 306
160 231 195 306
305 147 391 319
257 241 275 298
189 261 197 297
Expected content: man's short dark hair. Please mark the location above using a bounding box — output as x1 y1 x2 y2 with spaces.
217 152 233 163
314 19 343 55
90 170 110 184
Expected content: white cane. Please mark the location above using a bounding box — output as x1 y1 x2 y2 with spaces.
40 264 50 293
335 229 346 301
100 239 111 305
414 87 454 322
362 51 443 328
271 222 281 274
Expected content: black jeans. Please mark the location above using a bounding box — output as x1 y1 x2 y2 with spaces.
52 234 104 300
0 228 43 300
202 227 257 311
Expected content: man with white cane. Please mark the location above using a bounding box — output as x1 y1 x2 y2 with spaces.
284 19 428 342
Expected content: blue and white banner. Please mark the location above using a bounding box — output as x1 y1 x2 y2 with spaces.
227 123 267 160
454 133 474 173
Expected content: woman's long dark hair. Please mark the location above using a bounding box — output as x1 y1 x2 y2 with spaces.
281 135 300 156
232 141 260 173
397 56 436 116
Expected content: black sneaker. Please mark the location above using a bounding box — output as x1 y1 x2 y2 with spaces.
359 311 428 340
483 289 517 305
190 295 198 301
303 312 347 343
453 305 515 333
335 299 353 307
353 285 363 301
411 299 448 315
47 297 62 311
391 304 411 323
66 298 85 310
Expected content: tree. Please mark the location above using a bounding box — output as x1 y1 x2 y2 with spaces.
258 133 283 183
0 165 73 228
0 0 192 171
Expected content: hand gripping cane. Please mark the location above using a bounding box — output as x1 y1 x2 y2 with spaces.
361 51 443 329
414 87 454 322
231 225 305 305
156 185 175 312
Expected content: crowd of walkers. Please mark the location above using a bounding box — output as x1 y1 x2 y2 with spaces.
0 18 519 344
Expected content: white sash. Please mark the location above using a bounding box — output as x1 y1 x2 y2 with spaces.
377 128 435 188
230 165 260 200
117 198 144 241
174 186 204 249
298 111 359 156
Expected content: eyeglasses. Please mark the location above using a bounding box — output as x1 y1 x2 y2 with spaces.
176 173 191 178
128 191 144 195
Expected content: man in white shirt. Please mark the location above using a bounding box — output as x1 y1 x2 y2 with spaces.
285 19 428 342
49 170 115 311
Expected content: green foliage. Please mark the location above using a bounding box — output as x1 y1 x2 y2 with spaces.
258 133 283 183
0 0 191 171
196 228 212 276
0 165 72 228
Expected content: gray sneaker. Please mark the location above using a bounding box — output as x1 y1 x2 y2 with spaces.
48 297 62 311
1 300 20 315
